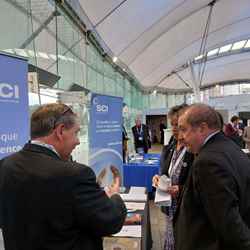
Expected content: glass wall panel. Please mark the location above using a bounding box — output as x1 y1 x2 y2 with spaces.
175 94 185 105
0 1 33 50
168 94 176 107
96 72 104 94
224 84 240 96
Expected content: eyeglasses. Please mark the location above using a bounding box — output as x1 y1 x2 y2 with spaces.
53 105 73 128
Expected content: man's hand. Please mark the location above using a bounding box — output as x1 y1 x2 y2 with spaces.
104 183 120 197
110 165 121 187
96 168 107 186
105 165 121 197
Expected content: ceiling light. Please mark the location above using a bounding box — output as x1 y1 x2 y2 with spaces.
113 56 118 63
231 40 247 50
219 44 232 54
244 40 250 48
2 49 15 54
207 48 219 57
58 55 68 61
49 54 57 60
67 57 76 63
14 49 29 57
27 50 35 57
194 54 204 60
38 52 50 59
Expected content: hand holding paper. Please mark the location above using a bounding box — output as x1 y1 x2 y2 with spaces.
154 175 172 206
158 175 171 191
152 174 160 188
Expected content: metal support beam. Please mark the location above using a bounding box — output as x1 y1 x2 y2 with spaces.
94 0 128 28
189 60 201 102
20 11 58 49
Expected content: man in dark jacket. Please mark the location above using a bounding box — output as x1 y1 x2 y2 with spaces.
0 103 127 250
175 103 250 250
131 116 150 153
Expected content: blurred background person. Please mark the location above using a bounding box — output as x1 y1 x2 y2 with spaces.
122 123 129 162
152 104 193 250
160 119 167 144
224 115 243 147
243 123 250 149
132 116 150 154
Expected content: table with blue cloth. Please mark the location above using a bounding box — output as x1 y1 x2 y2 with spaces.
123 154 160 192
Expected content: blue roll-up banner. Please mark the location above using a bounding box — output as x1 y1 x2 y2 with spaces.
89 93 123 186
0 53 29 160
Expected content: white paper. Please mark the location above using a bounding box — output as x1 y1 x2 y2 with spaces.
120 186 147 201
120 193 147 202
242 148 250 153
125 202 145 211
113 225 141 238
154 189 171 207
129 186 146 195
158 175 171 191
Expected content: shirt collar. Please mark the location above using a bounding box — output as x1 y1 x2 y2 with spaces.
203 130 220 146
31 140 60 158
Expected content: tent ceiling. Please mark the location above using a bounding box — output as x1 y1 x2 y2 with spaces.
78 0 250 91
164 52 250 91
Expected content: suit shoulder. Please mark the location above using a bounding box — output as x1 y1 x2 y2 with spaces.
68 162 96 178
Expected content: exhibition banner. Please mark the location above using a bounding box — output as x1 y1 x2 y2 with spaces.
0 53 29 159
89 93 123 186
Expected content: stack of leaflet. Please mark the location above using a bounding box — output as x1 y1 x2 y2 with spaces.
113 225 141 238
144 159 159 165
120 186 147 202
128 154 144 163
125 202 145 211
242 148 250 154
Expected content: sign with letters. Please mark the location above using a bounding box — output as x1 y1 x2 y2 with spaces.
0 53 29 159
89 93 123 186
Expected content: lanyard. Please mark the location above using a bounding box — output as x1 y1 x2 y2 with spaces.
137 126 143 135
168 147 186 177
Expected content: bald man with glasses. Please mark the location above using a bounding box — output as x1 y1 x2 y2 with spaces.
0 103 126 250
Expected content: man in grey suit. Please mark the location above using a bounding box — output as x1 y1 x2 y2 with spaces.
174 103 250 250
0 103 126 250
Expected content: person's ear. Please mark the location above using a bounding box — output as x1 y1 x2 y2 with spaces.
199 122 208 134
54 123 65 141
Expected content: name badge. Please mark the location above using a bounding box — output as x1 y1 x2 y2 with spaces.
139 136 143 141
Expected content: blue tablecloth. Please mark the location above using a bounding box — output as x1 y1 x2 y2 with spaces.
123 154 160 192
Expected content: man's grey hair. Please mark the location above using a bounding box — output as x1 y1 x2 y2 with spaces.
185 103 221 130
31 103 77 139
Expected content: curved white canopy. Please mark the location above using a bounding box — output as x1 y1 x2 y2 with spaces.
78 0 250 91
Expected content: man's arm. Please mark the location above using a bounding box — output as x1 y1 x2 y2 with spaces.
73 166 127 236
195 155 250 249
